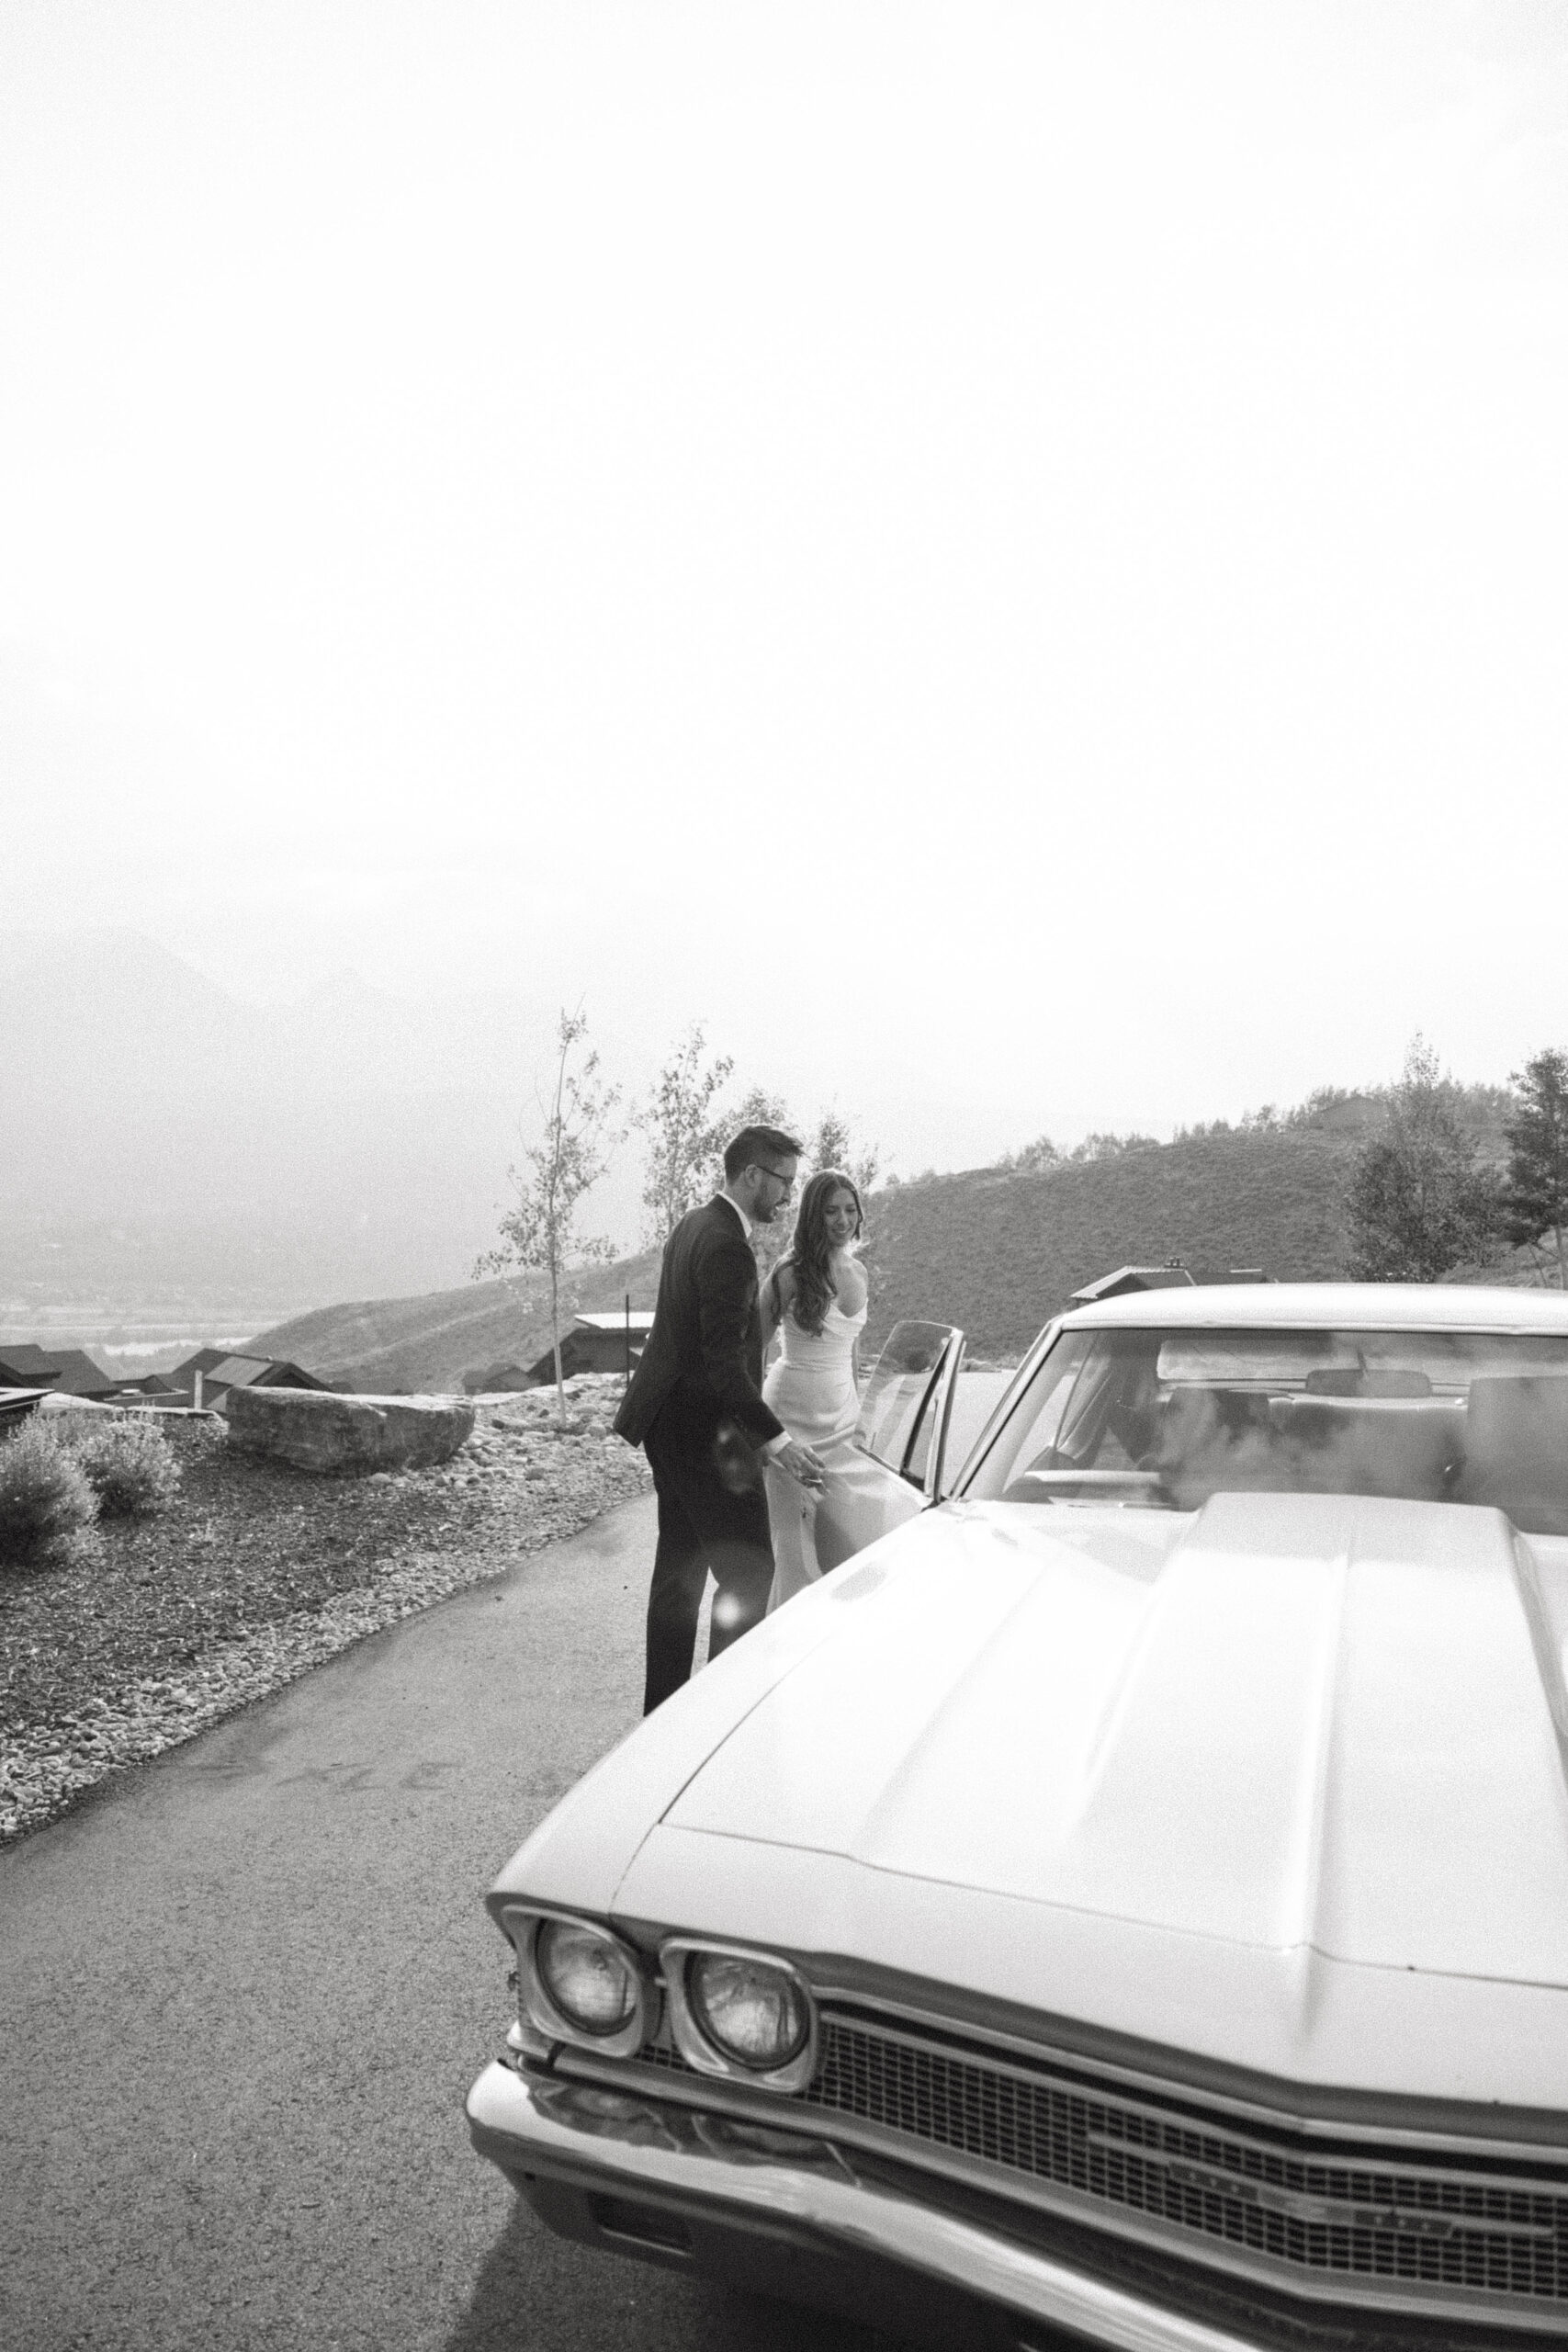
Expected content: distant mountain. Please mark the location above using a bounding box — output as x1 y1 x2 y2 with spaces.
0 929 626 1323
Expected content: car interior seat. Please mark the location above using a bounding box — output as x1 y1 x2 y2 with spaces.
1456 1376 1568 1534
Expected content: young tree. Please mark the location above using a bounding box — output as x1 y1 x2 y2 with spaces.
1345 1035 1499 1282
725 1084 800 1281
731 1081 796 1135
1503 1046 1568 1290
808 1106 852 1175
633 1024 735 1246
476 1009 621 1423
806 1107 881 1201
723 1090 882 1279
802 1107 884 1321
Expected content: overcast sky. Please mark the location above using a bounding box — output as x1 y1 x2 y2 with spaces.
4 0 1566 1177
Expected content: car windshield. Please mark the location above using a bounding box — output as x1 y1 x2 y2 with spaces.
964 1326 1568 1537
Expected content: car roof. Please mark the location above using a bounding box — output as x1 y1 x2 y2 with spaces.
1059 1283 1568 1335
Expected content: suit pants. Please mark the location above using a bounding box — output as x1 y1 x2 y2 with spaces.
642 1403 775 1713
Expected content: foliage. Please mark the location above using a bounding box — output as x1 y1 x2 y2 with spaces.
1286 1086 1354 1125
62 1415 180 1518
1503 1046 1568 1289
794 1110 885 1309
652 1073 882 1206
632 1025 735 1246
1178 1092 1371 1143
998 1134 1060 1171
807 1106 852 1178
1345 1036 1500 1283
718 1090 884 1287
0 1419 97 1567
476 1009 622 1422
1069 1131 1160 1162
730 1081 796 1135
805 1107 880 1202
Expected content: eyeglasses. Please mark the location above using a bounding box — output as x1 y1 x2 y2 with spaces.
752 1165 795 1194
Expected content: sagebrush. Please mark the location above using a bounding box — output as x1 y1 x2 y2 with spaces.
63 1415 181 1518
0 1419 98 1566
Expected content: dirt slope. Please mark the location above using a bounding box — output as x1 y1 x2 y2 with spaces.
251 1252 662 1392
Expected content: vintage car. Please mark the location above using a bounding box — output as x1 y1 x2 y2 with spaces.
467 1284 1568 2349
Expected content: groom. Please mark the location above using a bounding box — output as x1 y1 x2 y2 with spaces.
615 1123 825 1713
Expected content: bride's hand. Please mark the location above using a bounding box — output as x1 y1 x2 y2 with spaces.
776 1438 826 1489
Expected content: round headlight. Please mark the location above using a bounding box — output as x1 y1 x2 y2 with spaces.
536 1918 638 2037
688 1951 809 2071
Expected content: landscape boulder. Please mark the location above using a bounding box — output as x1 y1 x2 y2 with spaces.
224 1386 474 1474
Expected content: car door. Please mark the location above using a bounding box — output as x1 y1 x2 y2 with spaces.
812 1318 966 1570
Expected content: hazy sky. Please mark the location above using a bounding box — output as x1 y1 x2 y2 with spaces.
4 0 1567 1176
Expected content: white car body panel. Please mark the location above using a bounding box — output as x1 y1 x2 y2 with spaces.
611 1828 1568 2110
493 1565 855 1914
496 1484 1568 2106
663 1495 1568 1983
477 1283 1568 2343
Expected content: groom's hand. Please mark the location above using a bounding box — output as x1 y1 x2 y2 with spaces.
774 1438 826 1489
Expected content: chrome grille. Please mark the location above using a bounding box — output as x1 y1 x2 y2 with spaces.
795 2014 1568 2314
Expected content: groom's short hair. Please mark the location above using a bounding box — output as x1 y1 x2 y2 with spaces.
724 1124 803 1181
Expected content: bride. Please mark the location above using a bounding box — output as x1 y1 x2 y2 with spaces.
760 1169 882 1610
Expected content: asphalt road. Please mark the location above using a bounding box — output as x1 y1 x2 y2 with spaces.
1 1495 909 2352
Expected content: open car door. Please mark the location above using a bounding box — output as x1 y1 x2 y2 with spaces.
811 1318 966 1571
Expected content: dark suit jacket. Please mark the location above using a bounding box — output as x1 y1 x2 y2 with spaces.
614 1197 784 1453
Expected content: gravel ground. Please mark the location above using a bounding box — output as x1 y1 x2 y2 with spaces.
0 1376 651 1843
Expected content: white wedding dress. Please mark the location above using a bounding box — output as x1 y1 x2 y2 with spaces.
762 1294 884 1610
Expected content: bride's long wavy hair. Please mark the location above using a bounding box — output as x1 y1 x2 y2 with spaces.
768 1169 864 1336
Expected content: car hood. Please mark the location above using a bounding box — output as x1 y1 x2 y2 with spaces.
663 1491 1568 1985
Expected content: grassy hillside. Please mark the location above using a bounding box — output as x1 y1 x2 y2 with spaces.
251 1250 661 1393
264 1125 1365 1387
861 1125 1366 1358
249 1084 1537 1389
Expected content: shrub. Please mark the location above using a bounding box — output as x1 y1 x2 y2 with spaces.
64 1414 181 1519
0 1419 98 1566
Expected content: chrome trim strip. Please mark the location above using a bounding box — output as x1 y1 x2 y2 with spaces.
466 2062 1268 2352
607 1913 1568 2157
499 1904 655 2063
805 1996 1568 2166
788 1979 1568 2161
923 1327 966 1502
547 2040 1568 2335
